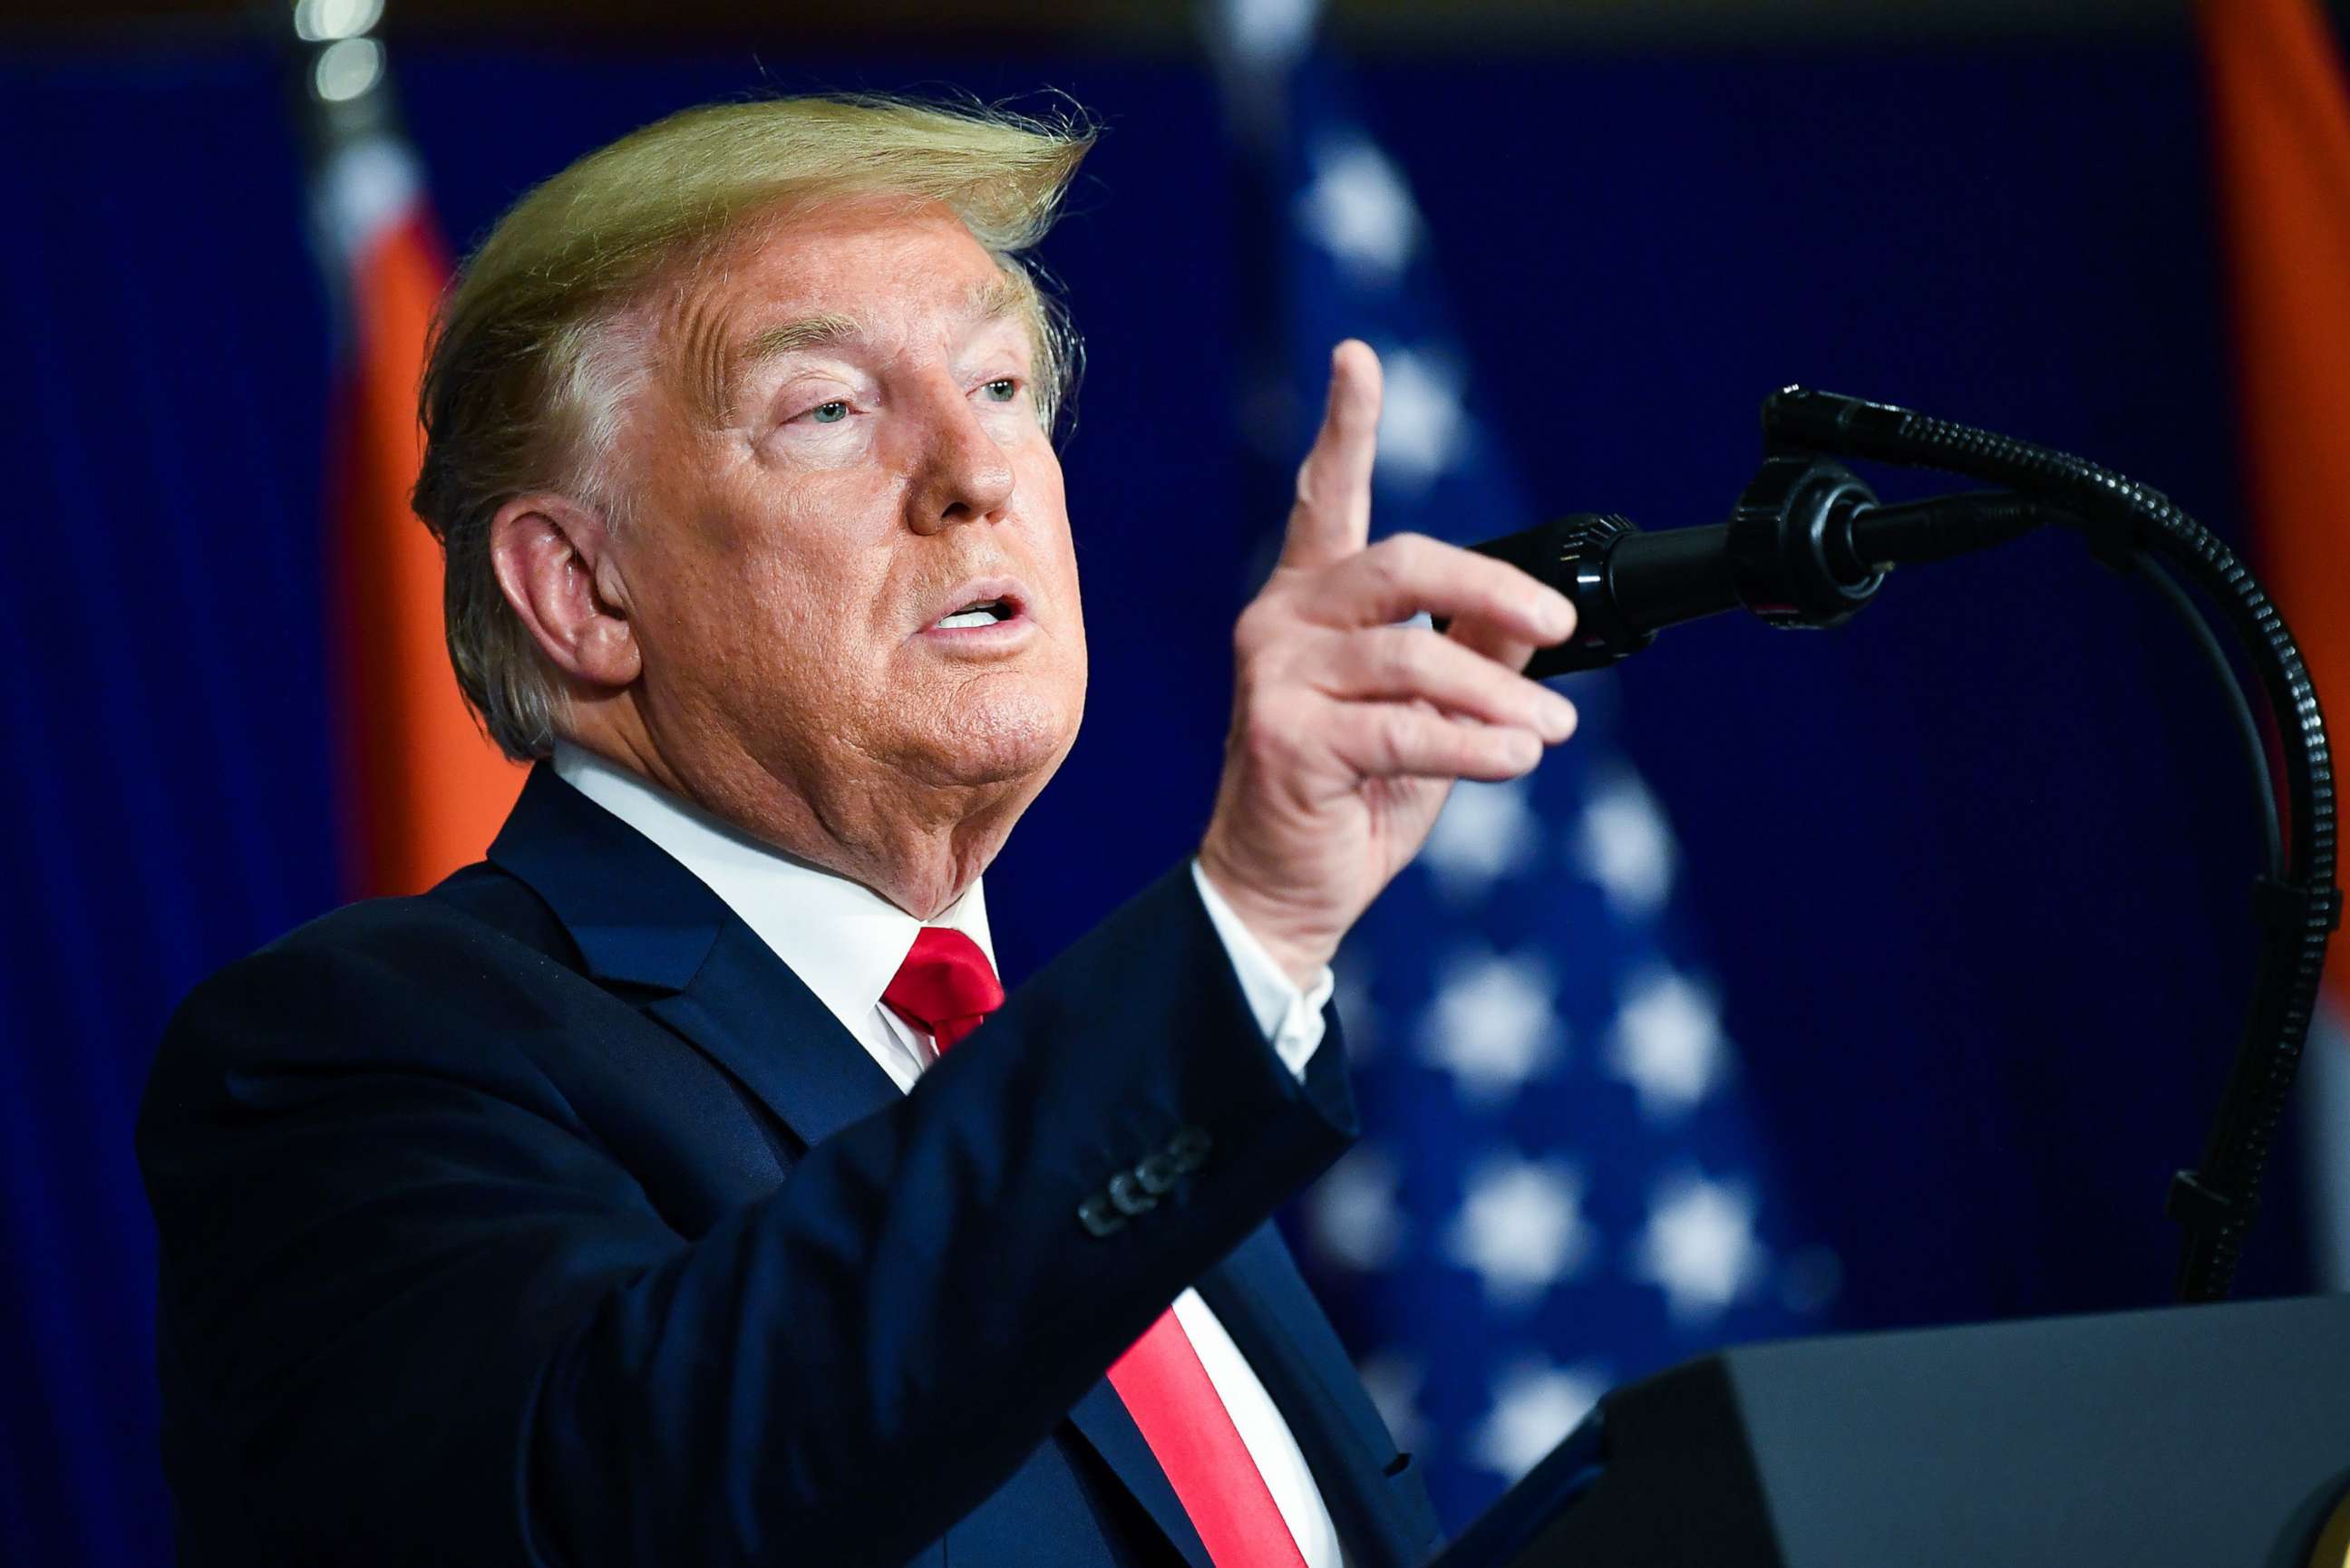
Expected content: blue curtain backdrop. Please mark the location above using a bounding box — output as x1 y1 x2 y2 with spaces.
0 34 2306 1565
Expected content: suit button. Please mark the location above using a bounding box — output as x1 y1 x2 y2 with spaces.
1167 1126 1213 1174
1078 1194 1126 1237
1108 1170 1159 1216
1134 1151 1182 1195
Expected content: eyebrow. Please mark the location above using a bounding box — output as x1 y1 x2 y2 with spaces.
712 274 1032 423
733 312 861 380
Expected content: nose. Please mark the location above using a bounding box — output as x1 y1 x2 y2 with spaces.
905 376 1015 535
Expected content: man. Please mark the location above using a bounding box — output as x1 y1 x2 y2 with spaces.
139 95 1579 1566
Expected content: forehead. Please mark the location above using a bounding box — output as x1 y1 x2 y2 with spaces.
733 198 1003 309
666 199 1024 418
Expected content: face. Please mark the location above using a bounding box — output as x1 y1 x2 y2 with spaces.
610 200 1086 835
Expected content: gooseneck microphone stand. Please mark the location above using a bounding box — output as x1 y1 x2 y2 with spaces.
1467 387 2341 1303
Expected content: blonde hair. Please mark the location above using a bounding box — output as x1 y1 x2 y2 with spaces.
413 94 1095 760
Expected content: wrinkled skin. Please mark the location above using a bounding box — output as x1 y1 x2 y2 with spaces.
493 199 1084 918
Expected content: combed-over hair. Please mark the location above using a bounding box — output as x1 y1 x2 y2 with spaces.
413 94 1094 760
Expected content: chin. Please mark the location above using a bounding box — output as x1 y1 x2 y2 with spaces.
911 685 1082 789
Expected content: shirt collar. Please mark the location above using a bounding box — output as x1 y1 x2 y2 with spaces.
551 741 995 1040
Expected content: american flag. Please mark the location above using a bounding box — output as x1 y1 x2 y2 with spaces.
1230 43 1844 1528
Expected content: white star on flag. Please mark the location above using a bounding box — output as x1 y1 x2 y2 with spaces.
1444 1152 1592 1306
1573 768 1678 918
1296 138 1420 282
1634 1172 1768 1323
1307 1146 1407 1271
1418 950 1566 1102
1252 64 1835 1515
1374 345 1469 488
1605 967 1730 1119
1470 1359 1610 1481
1420 778 1539 899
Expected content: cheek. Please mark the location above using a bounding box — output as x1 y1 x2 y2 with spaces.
1015 457 1080 592
665 483 893 682
743 551 892 690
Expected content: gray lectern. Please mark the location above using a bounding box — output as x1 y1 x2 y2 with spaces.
1431 1292 2350 1568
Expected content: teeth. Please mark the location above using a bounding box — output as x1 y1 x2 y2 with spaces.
934 596 1011 630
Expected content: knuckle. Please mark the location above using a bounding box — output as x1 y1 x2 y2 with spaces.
1379 629 1430 683
1375 705 1423 763
1357 541 1403 592
1383 532 1432 572
1237 685 1300 751
1232 599 1280 655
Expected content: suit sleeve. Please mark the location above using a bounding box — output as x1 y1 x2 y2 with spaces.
1191 857 1338 1077
137 863 1356 1568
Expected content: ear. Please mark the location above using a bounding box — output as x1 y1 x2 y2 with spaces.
489 493 640 692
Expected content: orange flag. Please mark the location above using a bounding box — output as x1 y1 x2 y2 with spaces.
319 124 524 896
2201 0 2350 996
2201 0 2350 1284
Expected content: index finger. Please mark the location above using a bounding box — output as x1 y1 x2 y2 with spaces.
1279 340 1383 572
1313 534 1576 646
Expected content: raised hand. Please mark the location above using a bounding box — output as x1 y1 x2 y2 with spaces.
1196 340 1580 987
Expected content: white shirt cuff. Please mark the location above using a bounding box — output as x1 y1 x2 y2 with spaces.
1190 860 1334 1079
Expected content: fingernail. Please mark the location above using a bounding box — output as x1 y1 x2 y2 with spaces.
1539 593 1576 639
1541 692 1578 740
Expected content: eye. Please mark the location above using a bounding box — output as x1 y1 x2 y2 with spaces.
981 378 1019 403
808 400 850 424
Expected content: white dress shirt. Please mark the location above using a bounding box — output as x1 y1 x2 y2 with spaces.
553 742 1345 1567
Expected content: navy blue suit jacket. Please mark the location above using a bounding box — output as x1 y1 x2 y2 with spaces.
138 763 1445 1566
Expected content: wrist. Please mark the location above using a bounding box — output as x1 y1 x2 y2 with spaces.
1193 846 1334 991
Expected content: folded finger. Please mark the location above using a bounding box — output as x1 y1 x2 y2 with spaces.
1326 701 1548 783
1313 625 1578 741
1440 608 1540 685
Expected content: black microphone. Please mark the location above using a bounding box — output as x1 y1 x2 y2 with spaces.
1455 456 2052 680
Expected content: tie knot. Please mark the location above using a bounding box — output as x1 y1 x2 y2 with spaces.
883 927 1005 1053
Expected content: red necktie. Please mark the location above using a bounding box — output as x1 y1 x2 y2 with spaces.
883 927 1005 1051
881 928 1311 1568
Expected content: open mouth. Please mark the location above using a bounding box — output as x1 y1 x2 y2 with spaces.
931 596 1019 631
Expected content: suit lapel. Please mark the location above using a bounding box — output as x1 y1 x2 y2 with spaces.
1198 1225 1429 1568
486 763 901 1147
639 919 903 1148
